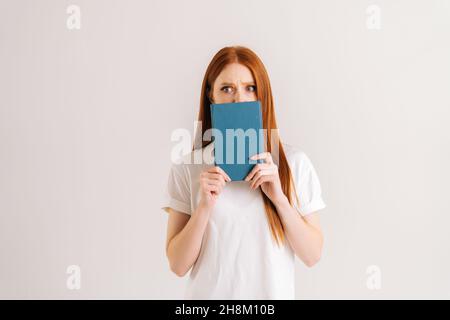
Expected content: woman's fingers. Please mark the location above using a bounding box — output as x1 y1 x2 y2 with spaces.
201 172 227 190
205 183 220 193
199 166 231 199
252 175 272 190
249 169 272 189
208 166 231 182
202 181 220 194
202 172 226 184
201 176 226 195
204 177 226 188
245 163 270 181
249 152 273 164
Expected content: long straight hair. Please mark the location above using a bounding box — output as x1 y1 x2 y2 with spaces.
194 46 300 247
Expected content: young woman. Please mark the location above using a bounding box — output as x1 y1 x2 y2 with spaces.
162 46 326 299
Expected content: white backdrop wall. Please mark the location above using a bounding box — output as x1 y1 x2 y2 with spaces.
0 0 449 299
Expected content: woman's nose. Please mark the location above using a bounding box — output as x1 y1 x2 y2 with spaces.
233 90 243 103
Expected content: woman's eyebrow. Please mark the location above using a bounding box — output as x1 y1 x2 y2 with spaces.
220 81 255 86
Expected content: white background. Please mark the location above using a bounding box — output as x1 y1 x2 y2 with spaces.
1 0 449 299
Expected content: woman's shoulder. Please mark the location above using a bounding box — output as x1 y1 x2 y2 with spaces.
281 142 309 164
280 142 318 176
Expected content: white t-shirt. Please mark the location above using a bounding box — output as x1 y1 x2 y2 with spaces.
161 141 326 299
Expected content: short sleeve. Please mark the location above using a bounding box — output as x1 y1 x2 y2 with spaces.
161 163 192 215
290 151 326 216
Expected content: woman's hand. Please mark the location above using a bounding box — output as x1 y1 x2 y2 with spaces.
245 152 286 205
199 166 231 210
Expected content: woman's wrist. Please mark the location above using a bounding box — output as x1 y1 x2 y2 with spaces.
195 200 213 217
272 194 290 210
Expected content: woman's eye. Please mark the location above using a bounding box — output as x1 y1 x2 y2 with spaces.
221 86 234 94
247 85 256 92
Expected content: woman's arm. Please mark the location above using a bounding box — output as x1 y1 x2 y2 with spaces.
165 166 230 277
245 152 324 267
273 197 323 267
165 205 211 277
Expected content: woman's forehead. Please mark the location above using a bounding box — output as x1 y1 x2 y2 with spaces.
216 63 255 83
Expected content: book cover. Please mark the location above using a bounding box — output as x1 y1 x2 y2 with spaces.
210 101 265 181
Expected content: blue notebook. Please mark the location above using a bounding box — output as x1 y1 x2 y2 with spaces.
210 101 265 181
